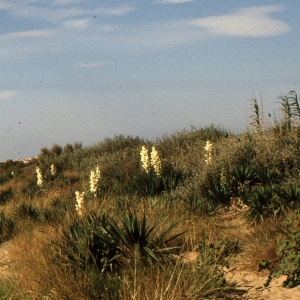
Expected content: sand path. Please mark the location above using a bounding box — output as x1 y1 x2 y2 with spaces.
224 265 300 299
0 241 12 281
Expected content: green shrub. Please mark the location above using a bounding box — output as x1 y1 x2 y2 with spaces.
278 212 300 287
0 187 13 204
260 211 300 288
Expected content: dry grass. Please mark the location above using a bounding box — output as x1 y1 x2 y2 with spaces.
1 107 300 298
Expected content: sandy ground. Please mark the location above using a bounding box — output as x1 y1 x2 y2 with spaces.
0 241 12 281
224 265 300 299
176 250 300 299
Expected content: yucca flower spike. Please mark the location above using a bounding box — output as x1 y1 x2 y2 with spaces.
36 166 43 187
50 164 57 176
75 191 85 217
140 145 150 173
90 165 101 196
204 140 213 164
151 146 162 177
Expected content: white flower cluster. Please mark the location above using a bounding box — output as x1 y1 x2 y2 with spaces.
204 140 213 165
151 146 162 178
140 145 162 177
36 167 43 187
140 145 150 173
90 165 101 196
50 164 57 176
75 191 85 217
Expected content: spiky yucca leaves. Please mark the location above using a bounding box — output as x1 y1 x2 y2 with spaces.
56 213 119 275
275 184 300 209
131 163 184 197
232 162 255 188
243 186 280 226
186 194 223 216
0 186 13 204
21 179 41 200
231 162 255 201
0 175 10 185
0 211 15 242
253 164 279 187
205 169 231 205
56 208 184 278
103 209 184 266
13 202 42 222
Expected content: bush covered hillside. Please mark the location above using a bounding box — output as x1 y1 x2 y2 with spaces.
2 92 300 299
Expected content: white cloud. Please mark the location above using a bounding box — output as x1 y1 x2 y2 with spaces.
94 6 135 16
111 20 206 49
190 5 290 37
63 18 90 29
0 90 18 100
155 0 194 3
0 1 135 23
52 0 84 6
0 30 50 39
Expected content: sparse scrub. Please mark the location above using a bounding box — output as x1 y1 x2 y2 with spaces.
3 91 300 298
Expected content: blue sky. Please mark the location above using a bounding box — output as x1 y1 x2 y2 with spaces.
0 0 299 160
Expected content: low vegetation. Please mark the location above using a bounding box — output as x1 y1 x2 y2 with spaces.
1 91 300 299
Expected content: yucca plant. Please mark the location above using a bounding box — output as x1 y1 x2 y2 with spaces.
275 184 300 209
243 186 279 226
232 162 255 187
131 164 184 197
206 173 231 205
13 202 42 222
160 162 185 193
0 175 10 185
254 164 279 187
186 194 223 216
22 179 40 200
56 213 119 275
0 187 13 204
102 209 184 266
0 211 15 242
